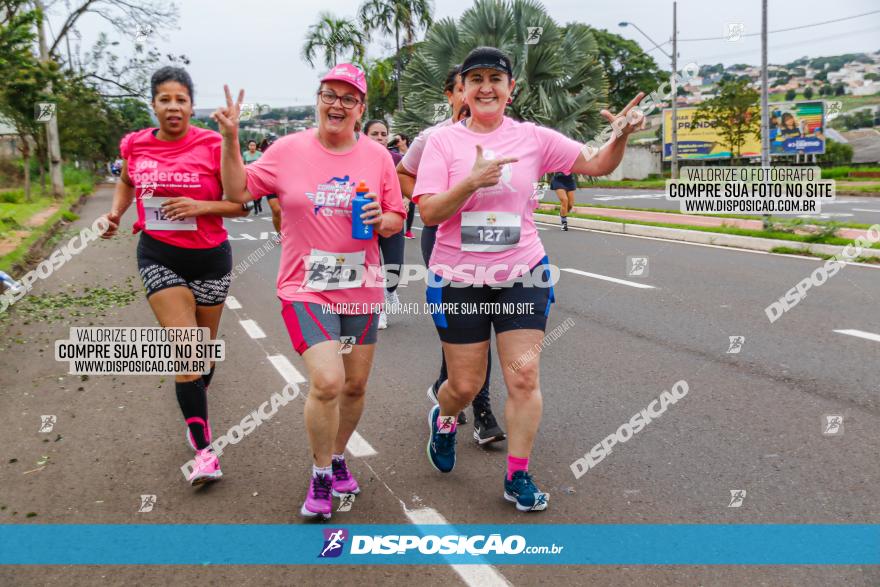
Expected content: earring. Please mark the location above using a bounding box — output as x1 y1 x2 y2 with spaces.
506 97 512 105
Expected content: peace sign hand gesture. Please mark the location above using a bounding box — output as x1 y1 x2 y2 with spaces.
601 92 647 139
211 84 245 141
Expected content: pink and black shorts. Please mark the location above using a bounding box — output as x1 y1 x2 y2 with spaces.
280 301 378 355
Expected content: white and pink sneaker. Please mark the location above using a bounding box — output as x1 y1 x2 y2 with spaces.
188 448 222 486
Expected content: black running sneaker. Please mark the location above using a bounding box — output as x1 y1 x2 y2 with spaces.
426 384 467 425
473 406 506 445
561 217 568 231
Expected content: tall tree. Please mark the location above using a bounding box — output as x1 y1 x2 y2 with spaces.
365 55 398 119
358 0 433 110
301 12 367 69
590 28 666 112
0 0 53 200
691 79 760 161
393 0 606 142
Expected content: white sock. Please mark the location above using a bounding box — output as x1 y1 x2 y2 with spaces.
312 464 332 477
332 454 345 462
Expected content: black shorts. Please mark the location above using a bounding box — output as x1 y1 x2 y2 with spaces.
136 233 232 306
550 173 577 192
426 256 555 344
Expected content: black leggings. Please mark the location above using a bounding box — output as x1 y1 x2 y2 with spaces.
379 231 404 294
420 225 492 407
405 203 416 232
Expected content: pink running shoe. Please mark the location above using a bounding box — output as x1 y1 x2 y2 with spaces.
301 473 333 519
188 448 222 486
404 230 415 239
331 458 360 496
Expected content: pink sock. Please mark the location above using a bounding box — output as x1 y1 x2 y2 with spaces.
507 455 529 481
436 414 457 434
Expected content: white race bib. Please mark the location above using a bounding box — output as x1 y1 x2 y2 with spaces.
460 211 521 252
302 249 365 291
143 197 197 231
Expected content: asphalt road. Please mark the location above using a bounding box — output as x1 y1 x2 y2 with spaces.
552 187 880 225
1 187 878 585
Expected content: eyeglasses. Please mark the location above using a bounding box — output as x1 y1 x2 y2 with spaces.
317 90 361 109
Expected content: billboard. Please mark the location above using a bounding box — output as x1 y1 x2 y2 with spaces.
662 107 761 160
662 101 826 160
768 101 826 156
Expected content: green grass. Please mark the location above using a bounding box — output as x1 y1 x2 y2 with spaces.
770 246 880 264
821 166 880 179
585 179 667 189
0 179 95 274
538 208 880 248
835 183 880 194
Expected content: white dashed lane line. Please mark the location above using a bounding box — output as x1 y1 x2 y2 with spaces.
406 507 511 586
345 432 378 457
225 296 242 310
561 267 656 289
834 329 880 343
239 319 266 339
267 354 306 384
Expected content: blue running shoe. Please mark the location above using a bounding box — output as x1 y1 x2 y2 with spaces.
504 471 549 512
426 405 456 473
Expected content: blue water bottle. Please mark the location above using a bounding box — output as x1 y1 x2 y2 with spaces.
351 180 374 240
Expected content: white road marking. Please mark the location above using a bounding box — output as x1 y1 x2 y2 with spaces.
346 431 377 457
405 507 511 586
561 268 656 289
834 329 880 343
225 296 242 310
413 226 423 231
267 354 306 383
239 319 266 339
851 208 880 213
228 233 257 240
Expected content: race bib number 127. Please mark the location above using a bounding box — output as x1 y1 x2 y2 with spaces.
460 211 521 252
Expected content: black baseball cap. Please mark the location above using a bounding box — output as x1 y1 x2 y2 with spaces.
460 46 513 78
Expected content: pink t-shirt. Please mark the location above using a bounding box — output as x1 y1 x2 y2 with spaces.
120 126 228 249
245 129 406 309
400 118 452 175
413 117 582 284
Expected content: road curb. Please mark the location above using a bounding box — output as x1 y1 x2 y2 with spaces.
535 213 880 260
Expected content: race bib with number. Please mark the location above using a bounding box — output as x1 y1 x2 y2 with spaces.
143 197 197 231
460 211 521 252
302 249 366 291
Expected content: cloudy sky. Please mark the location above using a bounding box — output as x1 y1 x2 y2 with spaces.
61 0 879 108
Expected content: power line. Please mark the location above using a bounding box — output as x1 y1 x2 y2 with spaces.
677 9 880 42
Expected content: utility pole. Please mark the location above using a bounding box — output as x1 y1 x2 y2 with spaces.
760 0 769 168
671 1 678 179
35 0 64 198
760 0 770 228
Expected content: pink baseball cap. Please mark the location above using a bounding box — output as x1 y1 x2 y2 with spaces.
320 63 367 95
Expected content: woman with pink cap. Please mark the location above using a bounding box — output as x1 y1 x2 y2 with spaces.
214 63 406 519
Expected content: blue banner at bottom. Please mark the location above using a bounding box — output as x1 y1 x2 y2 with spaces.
0 524 878 565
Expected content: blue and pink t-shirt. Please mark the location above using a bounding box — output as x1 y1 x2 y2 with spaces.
413 116 583 284
245 129 406 309
120 126 227 249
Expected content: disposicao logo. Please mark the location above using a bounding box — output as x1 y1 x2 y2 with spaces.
319 528 348 558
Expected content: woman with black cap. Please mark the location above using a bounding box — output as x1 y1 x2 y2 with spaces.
413 46 645 512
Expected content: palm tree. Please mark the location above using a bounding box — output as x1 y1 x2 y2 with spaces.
301 12 368 70
358 0 434 109
393 0 606 143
